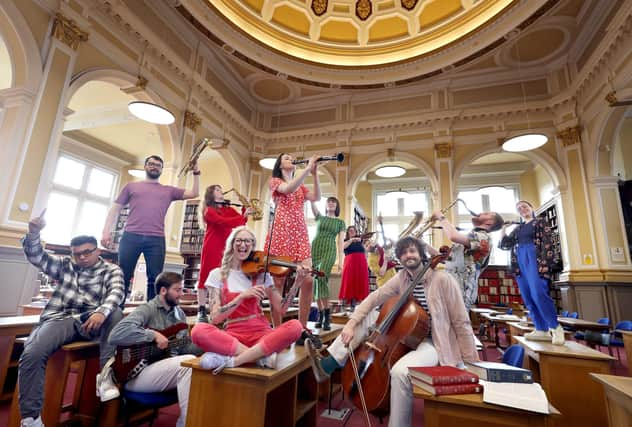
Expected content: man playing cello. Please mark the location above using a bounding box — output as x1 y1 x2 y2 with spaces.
306 236 479 427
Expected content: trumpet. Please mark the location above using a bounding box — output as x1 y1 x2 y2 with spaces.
292 153 344 165
222 188 263 221
178 138 209 178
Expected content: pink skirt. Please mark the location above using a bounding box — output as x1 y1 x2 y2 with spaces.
339 252 369 301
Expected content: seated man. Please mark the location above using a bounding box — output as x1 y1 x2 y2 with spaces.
19 211 125 427
106 272 202 427
306 236 479 427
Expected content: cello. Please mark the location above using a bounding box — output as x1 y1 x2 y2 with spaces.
340 246 451 418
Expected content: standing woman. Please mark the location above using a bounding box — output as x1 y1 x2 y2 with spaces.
196 185 249 322
191 227 304 373
310 198 345 331
499 200 564 345
265 153 321 341
338 225 369 309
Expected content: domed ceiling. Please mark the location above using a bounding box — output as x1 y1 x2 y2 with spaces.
205 0 513 66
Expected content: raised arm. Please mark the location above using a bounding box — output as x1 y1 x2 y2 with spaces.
432 211 470 247
182 162 200 199
305 160 321 202
274 155 318 194
310 201 320 218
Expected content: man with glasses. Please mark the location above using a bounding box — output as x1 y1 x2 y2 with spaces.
101 155 200 304
18 211 125 427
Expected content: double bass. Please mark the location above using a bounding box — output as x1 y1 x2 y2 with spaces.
341 246 451 417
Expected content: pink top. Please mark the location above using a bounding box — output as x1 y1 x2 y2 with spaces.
264 177 311 262
350 268 479 367
115 181 185 236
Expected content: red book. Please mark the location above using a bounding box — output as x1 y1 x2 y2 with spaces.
411 377 483 396
408 366 479 385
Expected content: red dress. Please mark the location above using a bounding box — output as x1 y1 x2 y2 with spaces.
264 178 311 262
197 206 247 288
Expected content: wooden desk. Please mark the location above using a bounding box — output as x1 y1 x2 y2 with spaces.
330 312 353 325
0 315 40 401
413 385 559 427
507 321 534 343
557 317 610 332
515 336 614 427
591 373 632 427
481 313 522 348
263 307 299 323
618 330 632 376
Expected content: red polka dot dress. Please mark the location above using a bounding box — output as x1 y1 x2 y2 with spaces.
264 177 311 262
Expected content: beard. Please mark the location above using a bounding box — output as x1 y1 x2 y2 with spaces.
165 294 179 307
146 169 162 179
402 257 422 271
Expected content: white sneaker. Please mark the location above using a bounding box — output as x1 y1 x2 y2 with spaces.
96 366 120 402
200 352 233 375
550 324 565 345
256 353 278 369
524 330 552 341
20 416 44 427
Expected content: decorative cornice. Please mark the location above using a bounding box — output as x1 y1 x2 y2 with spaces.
434 143 453 158
311 0 327 17
52 13 89 50
557 126 582 147
184 110 202 131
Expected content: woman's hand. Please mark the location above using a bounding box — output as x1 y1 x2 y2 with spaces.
239 285 266 301
307 155 319 175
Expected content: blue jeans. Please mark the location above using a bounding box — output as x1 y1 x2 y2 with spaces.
515 244 558 331
118 231 166 304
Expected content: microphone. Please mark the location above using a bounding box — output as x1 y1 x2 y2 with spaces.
292 153 344 165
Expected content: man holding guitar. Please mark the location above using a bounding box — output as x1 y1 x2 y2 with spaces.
106 272 202 427
306 236 479 427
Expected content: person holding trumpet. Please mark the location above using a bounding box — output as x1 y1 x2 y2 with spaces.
264 153 322 344
101 155 200 305
430 208 504 311
195 184 252 323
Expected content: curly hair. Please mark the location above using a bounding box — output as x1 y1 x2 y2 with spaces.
219 226 256 281
395 236 428 263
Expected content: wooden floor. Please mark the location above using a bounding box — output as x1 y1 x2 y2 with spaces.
1 330 628 427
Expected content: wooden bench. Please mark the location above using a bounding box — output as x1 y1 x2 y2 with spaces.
515 335 615 427
591 373 632 427
0 315 40 402
8 340 101 427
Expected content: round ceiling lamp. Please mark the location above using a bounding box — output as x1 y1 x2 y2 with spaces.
128 101 175 125
375 165 406 178
128 169 145 178
259 157 276 170
501 134 548 152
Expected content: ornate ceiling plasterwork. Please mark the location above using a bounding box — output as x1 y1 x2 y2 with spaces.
176 0 560 88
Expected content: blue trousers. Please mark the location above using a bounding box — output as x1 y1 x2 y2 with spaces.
515 244 558 331
118 231 166 305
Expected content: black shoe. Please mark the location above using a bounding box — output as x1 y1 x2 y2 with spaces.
323 308 331 331
197 306 209 324
297 330 322 348
315 310 324 329
305 338 330 383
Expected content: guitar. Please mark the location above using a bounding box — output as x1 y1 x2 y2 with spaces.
113 323 191 383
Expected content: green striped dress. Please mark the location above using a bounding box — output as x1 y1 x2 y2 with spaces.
311 213 345 299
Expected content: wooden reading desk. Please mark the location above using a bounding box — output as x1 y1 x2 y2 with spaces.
514 336 614 427
590 373 632 427
480 313 523 348
0 315 40 401
619 329 632 376
556 317 611 332
183 323 341 427
413 385 560 427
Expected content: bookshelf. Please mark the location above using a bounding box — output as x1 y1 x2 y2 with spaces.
477 266 522 307
180 200 203 290
110 205 129 252
536 199 564 313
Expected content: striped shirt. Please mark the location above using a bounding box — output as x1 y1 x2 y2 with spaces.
22 232 125 322
412 280 430 313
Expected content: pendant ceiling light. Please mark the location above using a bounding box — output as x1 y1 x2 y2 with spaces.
259 157 276 170
501 38 547 152
375 148 406 178
128 101 175 125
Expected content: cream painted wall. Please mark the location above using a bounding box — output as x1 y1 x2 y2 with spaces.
534 164 554 207
354 180 373 227
619 119 632 180
519 168 540 207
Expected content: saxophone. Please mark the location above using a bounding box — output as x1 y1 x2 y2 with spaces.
222 188 263 221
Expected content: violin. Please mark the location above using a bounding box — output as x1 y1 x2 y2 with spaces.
341 246 451 417
241 250 324 278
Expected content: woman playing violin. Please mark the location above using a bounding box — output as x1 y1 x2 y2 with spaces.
196 185 250 323
338 225 370 310
306 236 479 427
191 227 304 373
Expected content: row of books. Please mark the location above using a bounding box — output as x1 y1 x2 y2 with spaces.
409 362 549 414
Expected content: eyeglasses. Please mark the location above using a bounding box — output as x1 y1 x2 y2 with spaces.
234 238 254 245
146 162 163 168
72 247 98 258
